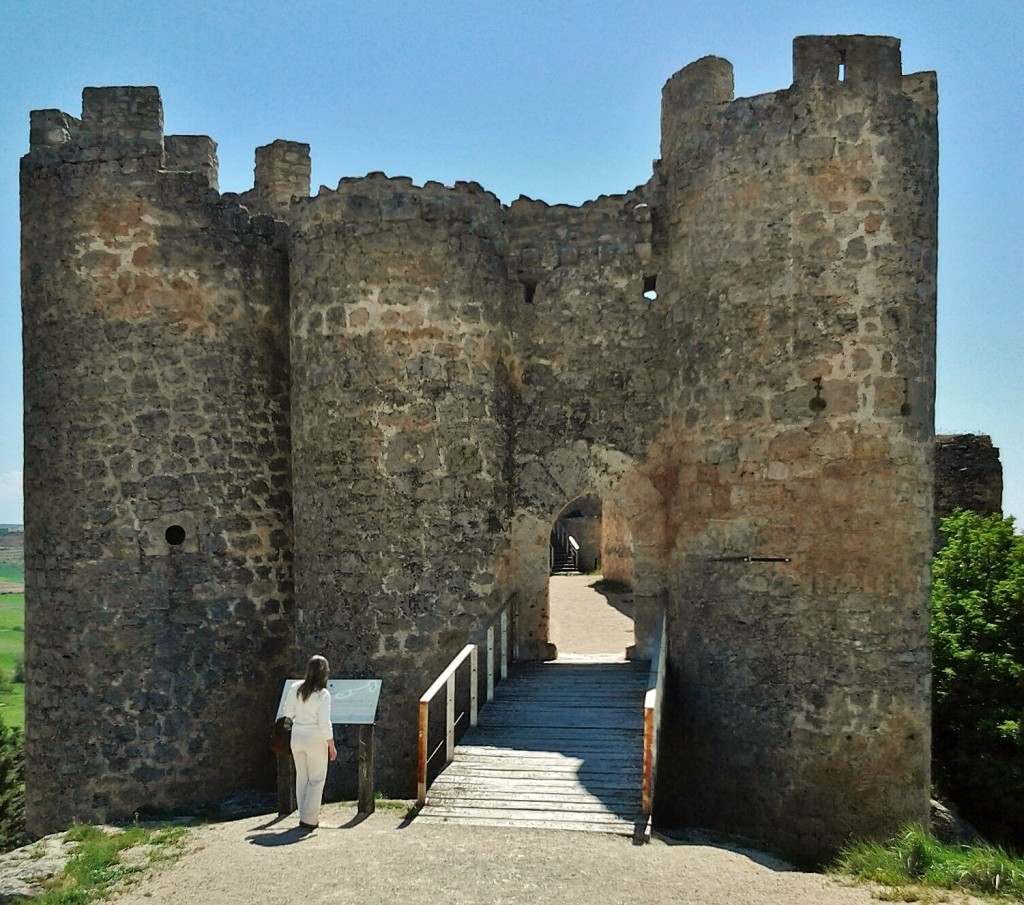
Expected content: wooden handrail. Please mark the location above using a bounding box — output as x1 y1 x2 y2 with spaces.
416 600 512 806
642 606 667 816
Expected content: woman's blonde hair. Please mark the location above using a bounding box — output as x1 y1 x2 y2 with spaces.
298 655 329 701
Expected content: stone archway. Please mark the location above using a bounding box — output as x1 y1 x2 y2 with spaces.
548 491 636 660
502 442 657 661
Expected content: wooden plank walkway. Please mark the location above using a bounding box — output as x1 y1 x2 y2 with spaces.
416 658 649 836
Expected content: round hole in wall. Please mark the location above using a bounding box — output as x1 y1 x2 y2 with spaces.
165 525 186 546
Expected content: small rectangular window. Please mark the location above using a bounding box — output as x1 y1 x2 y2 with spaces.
643 274 658 301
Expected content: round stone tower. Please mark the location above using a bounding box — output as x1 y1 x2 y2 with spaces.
286 176 513 793
21 87 295 834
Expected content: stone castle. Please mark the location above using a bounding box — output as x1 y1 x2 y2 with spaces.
22 35 939 861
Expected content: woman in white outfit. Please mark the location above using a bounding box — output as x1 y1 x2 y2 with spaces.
284 655 338 829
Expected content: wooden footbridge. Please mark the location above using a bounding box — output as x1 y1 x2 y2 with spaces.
415 605 666 838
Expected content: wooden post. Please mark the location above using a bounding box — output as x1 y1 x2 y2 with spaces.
486 625 495 701
470 645 479 727
276 752 295 816
357 724 375 814
445 672 456 764
499 610 508 680
417 697 429 806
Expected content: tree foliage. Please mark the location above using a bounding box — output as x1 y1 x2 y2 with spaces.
0 716 24 852
932 509 1024 848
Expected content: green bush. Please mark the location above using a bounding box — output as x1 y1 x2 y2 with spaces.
833 823 1024 899
932 509 1024 849
0 716 24 851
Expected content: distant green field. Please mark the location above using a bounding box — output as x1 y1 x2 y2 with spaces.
0 592 24 730
0 684 23 731
0 563 23 584
0 543 24 586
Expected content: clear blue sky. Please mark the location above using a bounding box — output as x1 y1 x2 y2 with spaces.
1 0 1021 526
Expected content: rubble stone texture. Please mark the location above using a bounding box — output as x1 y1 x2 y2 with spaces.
21 36 939 863
934 434 1003 540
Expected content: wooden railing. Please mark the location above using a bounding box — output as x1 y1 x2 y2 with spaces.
641 606 667 816
416 600 512 806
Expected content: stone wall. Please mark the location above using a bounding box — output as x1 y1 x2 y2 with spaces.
21 89 294 835
600 497 634 584
22 36 939 862
934 434 1003 537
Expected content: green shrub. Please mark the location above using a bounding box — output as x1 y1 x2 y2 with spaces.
932 510 1024 849
0 716 24 852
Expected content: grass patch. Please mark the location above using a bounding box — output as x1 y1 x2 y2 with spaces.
0 683 24 731
0 592 24 728
0 563 23 584
36 824 188 904
0 592 24 630
372 793 417 818
831 824 1024 901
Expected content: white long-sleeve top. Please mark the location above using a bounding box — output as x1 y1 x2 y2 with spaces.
283 685 333 741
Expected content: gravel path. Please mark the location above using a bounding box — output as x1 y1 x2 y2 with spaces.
109 805 906 905
548 573 634 657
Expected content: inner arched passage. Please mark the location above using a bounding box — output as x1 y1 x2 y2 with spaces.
505 443 665 663
548 492 636 661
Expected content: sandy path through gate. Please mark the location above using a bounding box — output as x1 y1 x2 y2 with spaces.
548 573 634 659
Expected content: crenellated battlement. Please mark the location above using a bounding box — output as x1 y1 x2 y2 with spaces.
164 135 219 190
289 171 506 238
80 86 163 152
28 109 81 148
792 34 902 92
246 139 311 217
25 86 222 189
508 189 653 280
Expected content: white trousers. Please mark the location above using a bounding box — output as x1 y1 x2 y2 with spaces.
291 727 329 826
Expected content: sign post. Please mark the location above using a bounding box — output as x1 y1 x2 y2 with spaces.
275 678 383 816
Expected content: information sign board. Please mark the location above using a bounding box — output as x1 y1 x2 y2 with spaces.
276 678 382 725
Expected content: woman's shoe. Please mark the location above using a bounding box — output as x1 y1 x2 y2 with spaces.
298 821 318 830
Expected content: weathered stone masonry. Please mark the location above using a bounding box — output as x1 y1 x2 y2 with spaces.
22 36 937 863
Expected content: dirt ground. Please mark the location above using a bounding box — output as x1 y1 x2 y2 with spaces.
108 805 930 905
548 573 634 658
